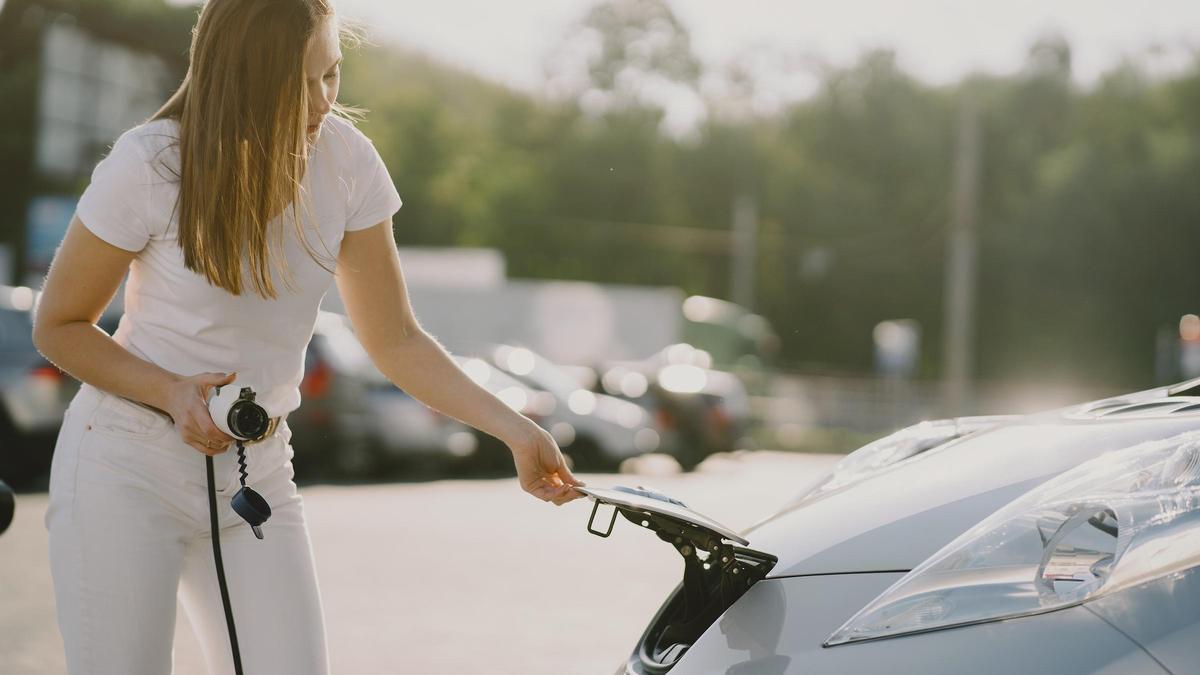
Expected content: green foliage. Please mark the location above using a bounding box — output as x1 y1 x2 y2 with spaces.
337 11 1199 389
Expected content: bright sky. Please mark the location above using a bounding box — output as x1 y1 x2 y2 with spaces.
149 0 1200 133
328 0 1200 92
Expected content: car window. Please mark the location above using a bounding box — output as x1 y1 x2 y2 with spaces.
0 309 34 352
491 348 580 396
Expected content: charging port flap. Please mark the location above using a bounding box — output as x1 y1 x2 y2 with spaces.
577 485 777 672
578 485 750 545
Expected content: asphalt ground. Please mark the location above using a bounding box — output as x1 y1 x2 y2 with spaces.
0 450 840 674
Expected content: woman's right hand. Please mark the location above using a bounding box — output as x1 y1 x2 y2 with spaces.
163 371 239 456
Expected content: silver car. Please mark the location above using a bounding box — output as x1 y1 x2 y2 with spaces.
587 381 1200 674
1 284 128 488
292 311 478 478
0 285 78 487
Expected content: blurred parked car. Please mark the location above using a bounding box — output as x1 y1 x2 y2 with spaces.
0 285 128 488
599 343 753 469
0 285 72 488
450 343 663 471
449 354 545 473
291 311 477 479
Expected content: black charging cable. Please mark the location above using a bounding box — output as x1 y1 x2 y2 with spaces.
204 385 274 675
206 450 245 675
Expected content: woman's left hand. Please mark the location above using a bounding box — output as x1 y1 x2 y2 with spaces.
509 421 587 506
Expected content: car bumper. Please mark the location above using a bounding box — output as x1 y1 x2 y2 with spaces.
619 572 1167 675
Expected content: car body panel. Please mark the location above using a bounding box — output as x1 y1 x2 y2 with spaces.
608 393 1200 674
655 573 1165 675
1087 564 1200 674
746 417 1200 577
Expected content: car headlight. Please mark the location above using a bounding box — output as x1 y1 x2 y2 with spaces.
825 431 1200 646
789 416 1011 509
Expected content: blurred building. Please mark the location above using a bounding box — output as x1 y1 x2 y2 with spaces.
0 0 193 286
322 247 687 366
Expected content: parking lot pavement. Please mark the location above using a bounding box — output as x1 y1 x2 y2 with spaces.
0 450 840 674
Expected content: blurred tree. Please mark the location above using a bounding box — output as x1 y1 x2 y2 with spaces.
758 50 953 372
545 0 701 122
16 3 1186 389
340 25 1200 389
979 55 1200 387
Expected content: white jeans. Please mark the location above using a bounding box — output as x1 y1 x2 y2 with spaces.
44 383 330 674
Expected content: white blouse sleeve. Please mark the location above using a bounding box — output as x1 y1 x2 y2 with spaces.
344 130 403 232
75 129 155 252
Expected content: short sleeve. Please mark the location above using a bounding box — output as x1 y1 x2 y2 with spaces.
76 129 154 252
344 132 403 232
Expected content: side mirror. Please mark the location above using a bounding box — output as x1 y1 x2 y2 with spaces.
0 480 14 536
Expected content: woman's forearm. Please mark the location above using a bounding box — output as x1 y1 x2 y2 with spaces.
370 331 537 448
33 320 182 413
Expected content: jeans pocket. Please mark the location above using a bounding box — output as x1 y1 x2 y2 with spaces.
88 392 172 441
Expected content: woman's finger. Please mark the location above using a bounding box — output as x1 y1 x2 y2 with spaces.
555 485 583 504
189 421 229 447
195 405 231 439
537 483 579 506
559 448 584 482
185 431 228 456
195 371 237 391
188 439 218 456
557 460 584 487
532 484 560 502
551 489 579 506
192 405 235 445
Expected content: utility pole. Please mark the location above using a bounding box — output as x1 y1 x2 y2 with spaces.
731 192 757 310
942 98 982 415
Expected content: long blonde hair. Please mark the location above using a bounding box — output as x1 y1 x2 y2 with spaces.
151 0 363 298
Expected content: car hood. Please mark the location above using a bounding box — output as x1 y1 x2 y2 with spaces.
745 415 1200 577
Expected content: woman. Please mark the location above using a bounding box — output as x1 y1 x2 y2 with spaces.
32 1 585 672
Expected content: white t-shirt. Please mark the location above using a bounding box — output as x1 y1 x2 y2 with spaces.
76 115 403 417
